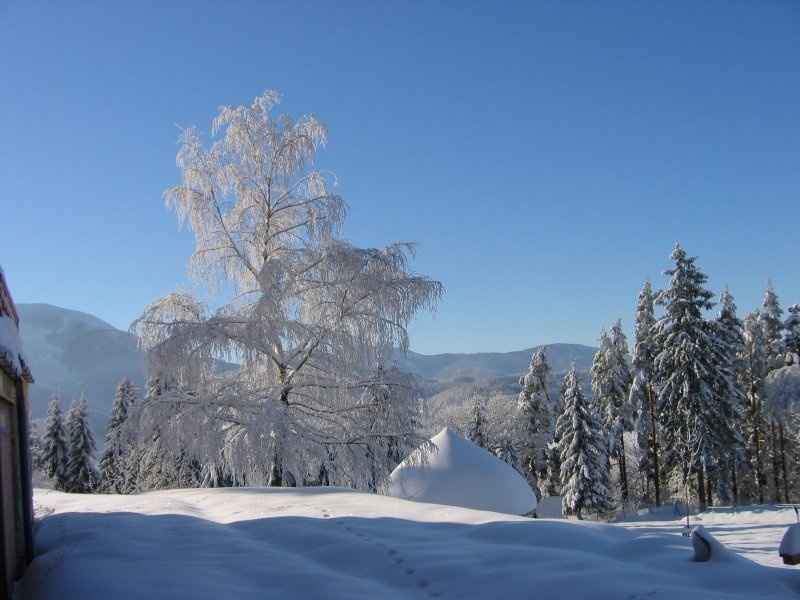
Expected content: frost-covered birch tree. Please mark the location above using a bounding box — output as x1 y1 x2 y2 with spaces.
764 357 800 502
131 91 442 489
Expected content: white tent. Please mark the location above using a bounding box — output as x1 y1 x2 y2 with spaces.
386 427 537 515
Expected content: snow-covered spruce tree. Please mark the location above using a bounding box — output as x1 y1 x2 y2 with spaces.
761 281 785 371
28 419 43 473
127 374 202 491
517 346 552 493
467 393 489 450
741 311 769 503
591 321 633 506
541 381 568 499
41 392 69 491
785 304 800 358
557 363 612 520
100 377 138 493
131 92 442 489
65 394 100 494
761 282 787 502
712 286 747 504
357 362 422 492
652 245 738 510
629 280 661 507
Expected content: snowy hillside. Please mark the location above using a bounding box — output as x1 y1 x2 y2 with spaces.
17 303 597 434
17 304 146 432
20 487 800 599
398 343 597 382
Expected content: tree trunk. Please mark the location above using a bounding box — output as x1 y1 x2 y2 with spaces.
696 468 707 512
732 468 739 506
646 384 661 507
268 450 282 487
619 433 628 505
780 424 790 503
749 384 765 504
753 420 765 504
770 420 782 503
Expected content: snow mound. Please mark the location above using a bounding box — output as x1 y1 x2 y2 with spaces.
386 427 536 515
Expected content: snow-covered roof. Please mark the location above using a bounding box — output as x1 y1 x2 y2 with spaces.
0 267 32 382
386 427 536 515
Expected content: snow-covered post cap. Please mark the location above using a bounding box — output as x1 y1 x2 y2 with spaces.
779 523 800 565
0 266 33 382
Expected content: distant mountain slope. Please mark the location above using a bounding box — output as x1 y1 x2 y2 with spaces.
17 303 599 435
17 304 146 432
397 343 597 382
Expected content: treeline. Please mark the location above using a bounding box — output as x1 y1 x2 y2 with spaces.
443 244 799 517
31 244 799 514
33 377 226 493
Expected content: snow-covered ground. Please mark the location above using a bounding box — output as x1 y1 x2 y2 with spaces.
19 488 800 599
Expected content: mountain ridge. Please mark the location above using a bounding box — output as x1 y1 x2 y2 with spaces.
17 303 598 431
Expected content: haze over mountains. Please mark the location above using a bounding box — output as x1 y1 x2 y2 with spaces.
18 303 597 432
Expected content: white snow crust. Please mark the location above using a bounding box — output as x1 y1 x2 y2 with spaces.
20 488 800 599
0 313 28 378
779 522 800 556
386 427 536 515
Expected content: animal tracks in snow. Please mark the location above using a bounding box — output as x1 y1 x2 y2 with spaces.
324 510 445 597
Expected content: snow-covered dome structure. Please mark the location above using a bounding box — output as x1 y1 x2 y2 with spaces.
386 427 537 515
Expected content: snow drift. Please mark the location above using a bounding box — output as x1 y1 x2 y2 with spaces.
386 427 537 515
20 487 800 600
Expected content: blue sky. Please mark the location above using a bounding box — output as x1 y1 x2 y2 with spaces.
1 1 798 355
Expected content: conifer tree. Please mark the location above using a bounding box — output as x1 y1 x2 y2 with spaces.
741 311 769 503
591 321 633 505
65 394 100 493
128 374 200 491
630 280 661 506
761 282 786 501
652 245 735 510
467 393 488 450
517 346 552 492
357 362 421 492
41 392 69 491
542 391 565 499
761 281 785 370
708 287 746 504
100 377 138 493
28 419 43 473
784 304 800 358
557 363 611 520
